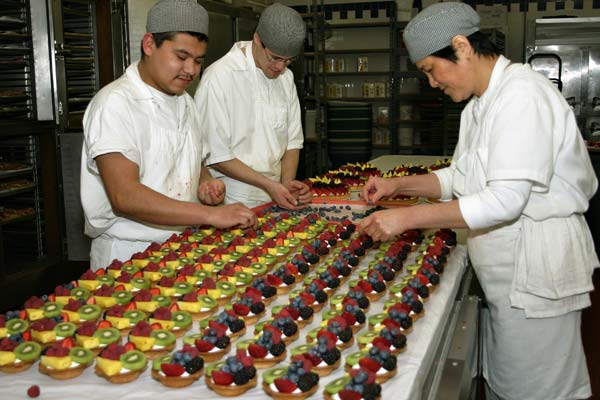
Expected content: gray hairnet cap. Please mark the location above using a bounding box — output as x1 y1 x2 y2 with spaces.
256 3 306 57
146 0 209 36
404 2 479 63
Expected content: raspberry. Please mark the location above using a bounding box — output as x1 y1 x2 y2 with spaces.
248 343 268 358
27 385 40 398
212 370 234 385
274 378 297 393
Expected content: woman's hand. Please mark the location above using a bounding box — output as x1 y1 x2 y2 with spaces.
358 208 407 242
361 176 399 204
197 179 225 205
284 180 312 206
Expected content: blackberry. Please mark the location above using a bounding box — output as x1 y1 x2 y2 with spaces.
243 365 256 380
382 357 397 371
307 254 320 264
262 286 277 298
446 237 457 246
429 274 440 285
362 237 374 248
417 286 429 299
299 306 313 320
185 357 204 374
322 348 341 365
392 334 407 350
400 317 412 330
338 326 352 343
298 263 309 274
339 265 351 276
390 259 402 271
441 247 450 256
328 278 340 289
297 372 319 392
364 383 382 399
215 336 230 349
315 291 327 303
346 224 356 233
437 255 447 264
229 319 245 333
382 270 395 282
327 238 337 247
270 342 286 356
411 300 424 314
357 297 369 309
283 323 298 337
234 370 250 385
372 282 386 293
250 302 265 315
354 247 365 257
348 256 359 267
355 311 366 324
432 263 444 274
318 247 329 256
283 275 295 285
339 231 350 240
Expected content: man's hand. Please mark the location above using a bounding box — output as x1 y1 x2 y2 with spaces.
265 181 301 210
284 180 312 206
206 203 257 229
357 208 407 242
361 176 399 204
197 178 225 205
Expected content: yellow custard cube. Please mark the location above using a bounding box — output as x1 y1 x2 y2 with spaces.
0 351 16 366
41 355 71 370
78 279 99 291
148 318 175 331
96 357 122 376
105 316 130 330
76 335 100 349
31 329 56 344
26 308 44 321
129 336 155 352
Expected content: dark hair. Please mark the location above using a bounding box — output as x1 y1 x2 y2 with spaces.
430 31 500 63
140 31 209 59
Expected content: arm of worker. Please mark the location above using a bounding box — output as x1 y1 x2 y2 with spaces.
280 149 311 205
96 152 256 229
197 164 225 205
209 158 301 210
359 179 532 241
361 173 444 204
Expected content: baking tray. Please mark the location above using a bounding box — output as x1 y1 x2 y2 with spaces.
0 183 34 198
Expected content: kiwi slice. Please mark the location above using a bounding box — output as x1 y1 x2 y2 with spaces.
291 344 312 356
152 354 172 371
152 295 171 307
193 270 210 281
254 320 268 334
346 351 366 367
150 329 176 347
78 304 101 321
307 327 320 341
205 361 224 377
174 281 193 295
216 281 236 295
121 264 139 275
41 302 63 318
183 333 203 346
69 347 94 365
158 267 175 278
325 376 351 394
271 305 284 316
70 287 91 300
54 322 77 338
357 330 379 345
112 291 133 305
6 318 29 334
179 257 193 265
120 350 147 371
93 327 120 345
123 310 146 324
323 310 339 321
263 367 288 385
236 339 253 350
250 263 267 275
14 341 41 362
131 277 150 289
97 275 115 286
233 272 252 285
172 311 192 328
198 295 217 309
368 313 387 327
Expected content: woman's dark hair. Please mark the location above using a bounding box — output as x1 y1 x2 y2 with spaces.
140 31 209 59
430 31 500 63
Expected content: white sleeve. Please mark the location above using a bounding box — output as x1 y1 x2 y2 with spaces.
431 167 454 201
459 179 532 230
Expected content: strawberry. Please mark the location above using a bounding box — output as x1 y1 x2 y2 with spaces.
60 337 75 349
266 274 283 286
244 287 262 304
263 325 282 344
124 342 137 352
195 339 215 352
22 331 31 341
284 307 299 320
60 312 70 322
208 321 228 336
359 357 381 372
124 302 137 311
372 336 392 350
211 370 234 385
237 350 254 367
248 343 268 358
96 269 106 276
86 297 96 305
149 288 160 296
357 280 372 293
338 389 362 400
97 320 112 329
342 312 357 326
317 330 337 349
161 363 185 377
232 303 250 316
150 322 163 331
274 378 297 393
304 352 321 366
168 303 180 312
292 354 312 373
48 294 56 302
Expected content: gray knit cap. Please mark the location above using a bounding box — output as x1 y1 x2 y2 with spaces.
404 2 479 63
146 0 209 36
256 3 306 57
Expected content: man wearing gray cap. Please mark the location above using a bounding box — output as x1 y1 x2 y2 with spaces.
195 3 311 209
359 2 595 399
81 0 256 271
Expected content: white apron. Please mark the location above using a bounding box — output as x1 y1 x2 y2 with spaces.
90 96 200 270
456 143 591 400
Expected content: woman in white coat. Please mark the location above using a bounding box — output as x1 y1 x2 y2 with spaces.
359 3 598 399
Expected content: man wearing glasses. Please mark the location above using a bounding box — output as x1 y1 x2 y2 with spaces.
195 3 311 209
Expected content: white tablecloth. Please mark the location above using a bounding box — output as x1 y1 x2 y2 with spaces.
0 242 468 400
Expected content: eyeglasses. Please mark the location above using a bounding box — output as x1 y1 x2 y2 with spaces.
260 41 296 66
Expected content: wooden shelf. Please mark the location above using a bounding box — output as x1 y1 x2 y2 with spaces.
309 71 391 77
305 48 391 56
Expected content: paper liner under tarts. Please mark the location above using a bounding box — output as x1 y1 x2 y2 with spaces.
95 364 146 384
39 362 90 380
205 374 257 396
0 360 36 373
263 380 319 399
344 365 397 384
151 367 203 388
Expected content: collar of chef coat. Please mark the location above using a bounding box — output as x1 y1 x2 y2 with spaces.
471 55 511 125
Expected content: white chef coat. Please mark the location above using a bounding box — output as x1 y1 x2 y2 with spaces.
81 62 207 270
194 41 304 207
433 55 596 399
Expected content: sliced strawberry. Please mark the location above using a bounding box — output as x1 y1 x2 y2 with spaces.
248 343 268 358
195 339 215 352
317 330 337 349
86 297 96 305
304 352 321 366
124 342 136 352
357 280 372 293
372 336 392 350
60 337 75 349
359 357 381 372
244 287 262 304
342 312 357 326
97 320 112 329
22 331 31 341
284 307 299 320
338 389 362 400
149 288 160 296
237 350 254 367
208 321 228 336
212 370 234 385
161 363 185 377
292 354 312 373
274 378 297 393
124 302 137 311
263 325 282 344
48 294 56 302
96 269 106 276
150 322 163 331
266 274 283 286
168 303 180 312
232 303 250 316
60 312 70 322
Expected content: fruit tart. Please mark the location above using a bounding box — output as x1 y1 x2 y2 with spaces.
380 302 414 333
94 284 118 309
344 345 397 384
248 276 278 306
128 320 176 360
192 323 232 362
176 290 218 320
307 316 354 350
39 340 94 380
323 368 382 400
271 301 314 329
227 288 266 325
1 313 29 339
291 331 341 377
132 288 166 313
269 265 298 295
95 342 147 383
53 284 74 304
254 313 299 346
148 306 192 338
0 335 41 373
151 344 204 388
104 304 147 335
263 355 320 399
198 277 237 307
61 299 101 325
197 310 246 339
75 321 121 355
357 325 407 356
205 350 257 396
77 269 102 291
237 325 286 369
350 273 386 303
30 317 60 346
